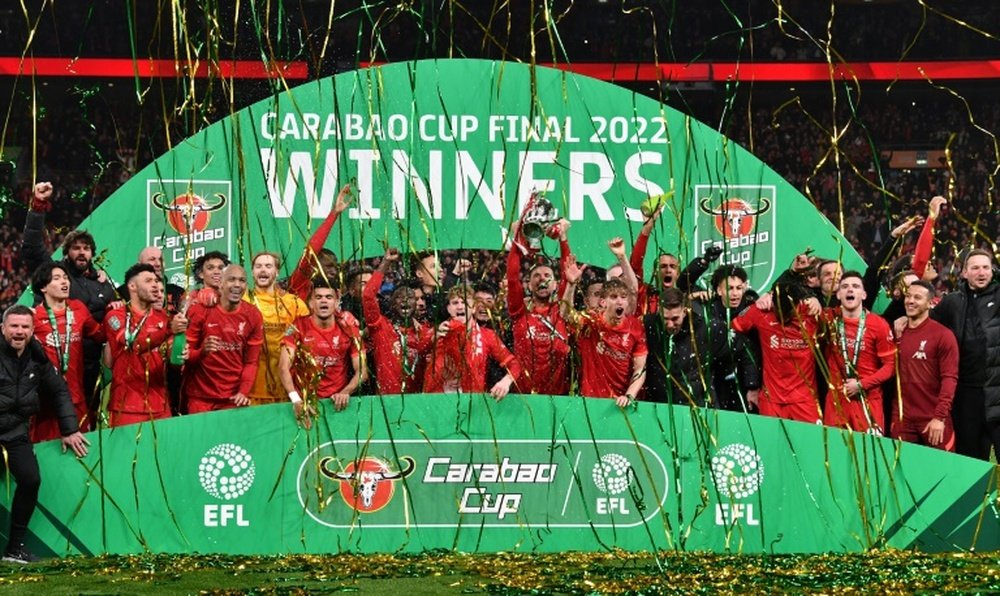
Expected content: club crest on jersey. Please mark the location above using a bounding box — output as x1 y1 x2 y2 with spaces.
913 340 928 360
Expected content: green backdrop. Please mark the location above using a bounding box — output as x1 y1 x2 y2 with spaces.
65 59 861 291
15 395 1000 555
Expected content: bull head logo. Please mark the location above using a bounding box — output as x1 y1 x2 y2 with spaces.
320 455 416 512
151 191 227 236
699 197 771 239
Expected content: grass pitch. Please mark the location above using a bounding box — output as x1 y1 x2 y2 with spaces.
0 551 998 594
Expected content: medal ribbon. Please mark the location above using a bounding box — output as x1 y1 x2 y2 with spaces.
395 325 414 377
837 309 867 379
45 305 73 374
124 308 150 351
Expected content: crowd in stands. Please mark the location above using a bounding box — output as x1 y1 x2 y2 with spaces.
3 2 999 66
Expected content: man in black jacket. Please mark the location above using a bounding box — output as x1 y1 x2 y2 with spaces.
697 265 762 412
0 305 89 563
643 287 756 407
930 248 1000 461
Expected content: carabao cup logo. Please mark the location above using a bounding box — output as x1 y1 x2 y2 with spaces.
699 197 771 240
199 443 256 500
711 444 764 499
152 191 227 236
592 453 633 496
319 455 415 513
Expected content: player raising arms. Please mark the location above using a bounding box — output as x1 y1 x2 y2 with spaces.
562 239 648 407
363 248 433 394
506 215 573 395
287 184 353 301
279 278 365 423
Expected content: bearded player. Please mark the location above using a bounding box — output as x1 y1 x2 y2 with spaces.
820 271 896 433
183 265 264 414
279 278 365 423
506 215 572 394
104 264 175 426
363 248 433 394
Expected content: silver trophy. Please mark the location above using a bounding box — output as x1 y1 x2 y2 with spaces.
520 196 559 251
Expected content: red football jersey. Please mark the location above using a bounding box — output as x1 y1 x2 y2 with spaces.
31 300 104 441
506 244 571 394
183 301 264 401
104 305 173 417
423 320 520 393
821 309 896 430
732 304 819 407
282 313 362 397
362 270 433 394
574 314 648 398
895 317 959 422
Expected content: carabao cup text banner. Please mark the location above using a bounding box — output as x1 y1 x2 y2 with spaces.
19 395 999 555
67 59 861 293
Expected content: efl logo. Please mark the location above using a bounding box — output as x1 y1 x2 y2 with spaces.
592 453 633 515
146 179 232 286
693 184 777 289
711 443 765 526
319 455 416 513
199 443 255 527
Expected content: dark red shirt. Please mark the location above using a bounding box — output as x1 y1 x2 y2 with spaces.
896 317 959 421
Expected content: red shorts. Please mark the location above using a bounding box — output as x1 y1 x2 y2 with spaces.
759 397 821 424
109 409 171 428
824 394 884 433
892 418 955 452
187 397 240 415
